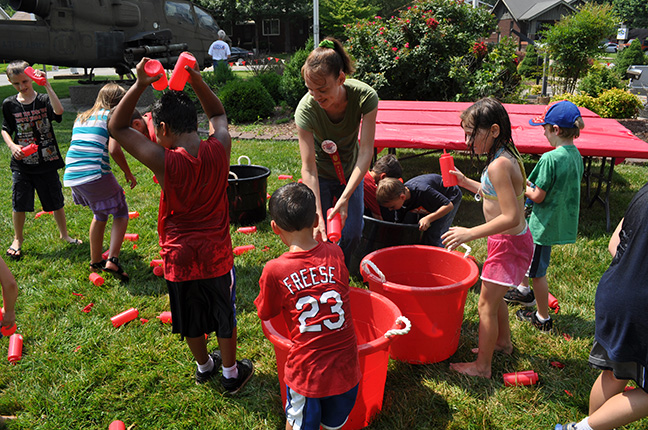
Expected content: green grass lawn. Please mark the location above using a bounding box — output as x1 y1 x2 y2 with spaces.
0 88 646 429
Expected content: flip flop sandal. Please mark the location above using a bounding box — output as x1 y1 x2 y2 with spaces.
67 238 82 246
89 260 106 272
103 257 129 282
6 246 22 261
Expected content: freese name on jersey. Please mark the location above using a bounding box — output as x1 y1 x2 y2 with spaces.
282 265 336 295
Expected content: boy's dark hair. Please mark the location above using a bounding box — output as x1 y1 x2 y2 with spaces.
269 183 316 232
151 90 197 135
376 177 406 205
372 154 402 178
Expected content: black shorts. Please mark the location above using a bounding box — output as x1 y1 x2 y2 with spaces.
589 340 648 394
166 268 237 339
12 170 65 212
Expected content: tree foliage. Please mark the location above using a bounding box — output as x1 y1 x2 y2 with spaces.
345 0 498 101
612 0 648 29
197 0 310 25
542 3 617 94
614 39 648 77
320 0 378 40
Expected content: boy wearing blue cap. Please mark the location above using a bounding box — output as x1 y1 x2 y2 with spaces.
505 100 584 331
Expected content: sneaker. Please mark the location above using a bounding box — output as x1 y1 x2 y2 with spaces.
195 350 222 384
504 288 536 306
516 309 553 332
554 423 577 430
221 359 254 395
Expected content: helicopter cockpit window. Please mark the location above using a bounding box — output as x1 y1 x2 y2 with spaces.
195 7 220 33
165 1 195 25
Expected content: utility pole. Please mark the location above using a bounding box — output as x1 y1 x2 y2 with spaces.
313 0 320 46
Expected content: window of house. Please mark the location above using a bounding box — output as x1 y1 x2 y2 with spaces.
262 19 280 36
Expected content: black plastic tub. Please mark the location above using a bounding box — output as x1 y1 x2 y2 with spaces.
227 157 271 225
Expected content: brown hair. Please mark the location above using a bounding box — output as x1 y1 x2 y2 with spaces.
77 83 126 123
6 60 29 78
376 177 406 206
372 154 402 178
555 117 585 139
301 37 355 84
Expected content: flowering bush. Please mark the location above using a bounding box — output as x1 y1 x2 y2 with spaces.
345 0 499 100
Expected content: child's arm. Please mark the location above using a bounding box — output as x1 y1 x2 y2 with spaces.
608 218 623 257
298 126 327 242
39 72 64 115
1 129 25 161
419 202 453 231
108 58 166 182
525 183 546 203
450 167 480 194
185 65 231 158
108 137 137 189
0 257 18 330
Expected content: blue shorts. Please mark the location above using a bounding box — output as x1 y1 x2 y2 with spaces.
286 383 359 430
527 244 552 278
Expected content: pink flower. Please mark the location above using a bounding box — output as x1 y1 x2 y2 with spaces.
395 56 400 60
392 47 398 52
426 18 438 29
405 43 410 48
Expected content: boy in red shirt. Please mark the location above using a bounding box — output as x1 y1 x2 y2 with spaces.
255 183 360 430
108 55 253 393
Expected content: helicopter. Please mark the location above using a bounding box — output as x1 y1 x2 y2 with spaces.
0 0 221 78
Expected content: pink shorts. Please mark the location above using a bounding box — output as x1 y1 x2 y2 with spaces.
481 227 534 288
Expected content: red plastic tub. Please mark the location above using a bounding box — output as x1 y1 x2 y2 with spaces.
361 245 479 364
261 287 409 430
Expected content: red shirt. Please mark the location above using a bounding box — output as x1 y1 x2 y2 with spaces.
363 171 380 217
158 136 233 282
255 242 361 397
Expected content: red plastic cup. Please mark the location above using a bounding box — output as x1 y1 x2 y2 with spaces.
548 292 559 310
233 245 255 256
1 324 16 337
109 420 126 430
144 59 168 91
326 208 342 243
21 143 38 156
102 250 110 260
149 259 163 267
153 265 164 277
168 52 196 91
124 233 139 242
156 311 172 324
278 175 293 180
503 370 538 386
24 66 46 86
8 333 23 363
237 226 257 234
440 150 458 187
89 273 105 286
128 211 140 219
110 308 139 327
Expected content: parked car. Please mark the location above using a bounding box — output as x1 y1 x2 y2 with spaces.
619 39 648 52
230 46 253 63
600 41 618 53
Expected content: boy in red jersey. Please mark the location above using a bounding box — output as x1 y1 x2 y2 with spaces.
108 55 253 393
255 183 360 430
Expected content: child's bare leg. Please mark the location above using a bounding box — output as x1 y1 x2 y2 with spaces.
105 216 128 275
471 299 513 354
89 218 107 264
186 335 209 365
218 327 238 368
451 281 510 378
53 208 82 244
9 211 25 253
531 275 549 320
589 370 628 414
588 384 648 430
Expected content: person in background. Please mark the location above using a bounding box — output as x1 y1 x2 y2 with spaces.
363 154 402 221
208 30 231 70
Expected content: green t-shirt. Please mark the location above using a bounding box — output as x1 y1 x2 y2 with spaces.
528 144 583 245
295 78 379 181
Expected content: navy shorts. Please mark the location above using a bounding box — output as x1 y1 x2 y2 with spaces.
286 383 359 430
12 170 65 212
589 340 648 394
166 268 237 339
527 244 552 278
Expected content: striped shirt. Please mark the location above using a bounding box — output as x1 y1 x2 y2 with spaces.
63 109 112 187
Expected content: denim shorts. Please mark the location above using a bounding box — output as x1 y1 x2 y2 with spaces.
527 244 552 278
286 383 359 430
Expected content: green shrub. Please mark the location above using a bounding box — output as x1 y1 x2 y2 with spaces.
253 71 283 104
529 84 542 95
614 39 648 77
211 61 237 86
552 88 643 118
219 79 275 123
577 62 624 97
517 44 543 80
280 39 313 109
597 87 644 118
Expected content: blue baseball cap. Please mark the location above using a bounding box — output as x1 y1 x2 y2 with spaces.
529 100 581 128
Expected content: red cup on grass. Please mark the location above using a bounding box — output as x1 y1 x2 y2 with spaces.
168 52 196 91
89 273 105 286
21 143 38 156
128 211 139 219
503 370 538 386
111 308 139 328
153 265 164 277
149 259 163 267
109 420 126 430
8 333 23 363
124 233 139 241
278 175 293 180
1 323 16 337
326 208 342 243
548 292 559 310
233 245 255 256
24 66 46 86
144 59 168 91
156 311 172 324
237 226 257 234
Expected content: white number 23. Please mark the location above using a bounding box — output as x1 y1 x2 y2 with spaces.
295 290 345 333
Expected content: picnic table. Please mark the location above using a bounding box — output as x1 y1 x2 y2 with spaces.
374 101 648 231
